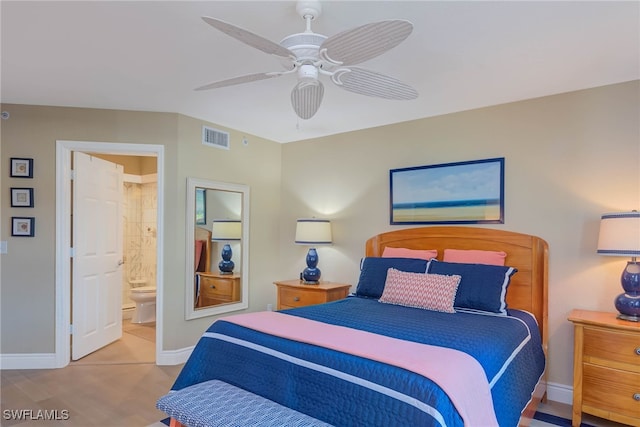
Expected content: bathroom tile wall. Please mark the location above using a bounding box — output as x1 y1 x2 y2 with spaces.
141 180 157 288
122 177 157 309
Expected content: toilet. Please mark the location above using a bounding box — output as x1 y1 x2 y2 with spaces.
130 285 156 324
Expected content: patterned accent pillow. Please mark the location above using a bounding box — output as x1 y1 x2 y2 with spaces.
379 268 461 313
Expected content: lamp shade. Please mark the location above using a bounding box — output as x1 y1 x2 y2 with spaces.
597 211 640 257
295 219 332 245
211 219 241 241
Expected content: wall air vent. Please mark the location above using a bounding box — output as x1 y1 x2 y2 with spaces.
202 126 230 150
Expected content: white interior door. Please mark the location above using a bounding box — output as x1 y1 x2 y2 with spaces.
72 152 123 360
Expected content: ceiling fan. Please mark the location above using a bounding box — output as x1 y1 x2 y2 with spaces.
196 0 418 120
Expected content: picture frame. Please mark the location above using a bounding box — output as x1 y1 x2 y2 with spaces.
10 158 33 178
11 188 34 207
195 187 206 225
12 217 35 237
390 157 505 225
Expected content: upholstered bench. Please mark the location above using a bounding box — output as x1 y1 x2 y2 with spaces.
156 379 332 427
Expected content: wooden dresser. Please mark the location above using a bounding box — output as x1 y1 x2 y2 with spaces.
197 272 241 307
568 309 640 427
274 280 351 310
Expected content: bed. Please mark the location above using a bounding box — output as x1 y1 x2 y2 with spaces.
164 226 548 426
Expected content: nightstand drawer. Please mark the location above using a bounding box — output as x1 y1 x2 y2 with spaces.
279 287 327 308
200 276 234 298
584 327 640 369
583 363 640 419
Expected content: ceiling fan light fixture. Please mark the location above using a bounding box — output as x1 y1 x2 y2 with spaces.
197 1 417 120
298 64 318 82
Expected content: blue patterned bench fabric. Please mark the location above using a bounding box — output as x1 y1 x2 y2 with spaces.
156 379 333 427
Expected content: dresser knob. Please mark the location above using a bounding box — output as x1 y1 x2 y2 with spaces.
635 347 640 356
294 296 300 302
634 393 640 402
210 285 216 289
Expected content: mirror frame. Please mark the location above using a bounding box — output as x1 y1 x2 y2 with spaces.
185 177 250 320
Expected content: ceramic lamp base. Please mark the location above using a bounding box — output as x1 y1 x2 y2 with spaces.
615 261 640 322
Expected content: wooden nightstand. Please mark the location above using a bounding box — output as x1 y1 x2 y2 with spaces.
197 272 241 307
568 309 640 427
274 280 351 310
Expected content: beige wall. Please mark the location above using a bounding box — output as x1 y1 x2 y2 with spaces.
1 81 638 394
279 81 640 390
0 105 282 353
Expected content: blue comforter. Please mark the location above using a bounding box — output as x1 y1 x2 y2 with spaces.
172 296 545 427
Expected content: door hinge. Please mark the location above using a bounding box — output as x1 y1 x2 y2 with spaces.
69 248 75 258
70 170 76 180
69 324 73 335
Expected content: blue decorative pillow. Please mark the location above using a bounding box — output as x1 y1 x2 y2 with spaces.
426 259 517 315
355 257 428 299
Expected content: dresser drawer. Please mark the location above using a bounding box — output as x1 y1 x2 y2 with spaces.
279 287 327 308
200 276 234 299
583 363 640 420
584 327 640 369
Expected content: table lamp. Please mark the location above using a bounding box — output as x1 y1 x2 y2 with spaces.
211 219 241 274
295 219 332 284
597 210 640 321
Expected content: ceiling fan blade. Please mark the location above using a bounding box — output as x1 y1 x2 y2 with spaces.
195 72 282 91
202 16 295 59
332 67 418 100
320 20 413 66
291 81 325 120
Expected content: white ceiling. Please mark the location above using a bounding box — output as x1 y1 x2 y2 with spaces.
2 1 638 143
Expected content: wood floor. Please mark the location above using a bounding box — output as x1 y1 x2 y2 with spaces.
1 320 182 427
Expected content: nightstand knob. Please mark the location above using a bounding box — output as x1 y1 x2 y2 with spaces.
210 285 216 289
634 393 640 402
293 296 300 302
635 347 640 356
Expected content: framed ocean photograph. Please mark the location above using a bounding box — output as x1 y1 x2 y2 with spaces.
390 157 505 224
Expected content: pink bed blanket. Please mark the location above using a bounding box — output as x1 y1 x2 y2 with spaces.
221 311 498 426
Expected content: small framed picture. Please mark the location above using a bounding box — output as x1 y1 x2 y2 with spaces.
11 188 34 207
10 158 34 178
12 217 35 237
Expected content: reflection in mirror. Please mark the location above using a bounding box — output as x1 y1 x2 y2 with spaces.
185 178 249 320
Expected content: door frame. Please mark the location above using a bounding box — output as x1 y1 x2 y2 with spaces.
55 140 164 367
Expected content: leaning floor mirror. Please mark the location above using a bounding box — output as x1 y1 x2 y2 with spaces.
185 177 249 320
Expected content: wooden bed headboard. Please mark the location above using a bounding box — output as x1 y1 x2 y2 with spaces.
365 226 549 349
195 227 212 273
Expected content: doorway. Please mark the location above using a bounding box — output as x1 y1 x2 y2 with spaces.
55 141 165 368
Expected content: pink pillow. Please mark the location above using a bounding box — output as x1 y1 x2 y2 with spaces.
443 249 507 266
382 246 437 261
379 268 461 313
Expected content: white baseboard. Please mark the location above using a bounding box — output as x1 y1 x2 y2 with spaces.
546 381 573 405
0 353 60 369
156 345 194 366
